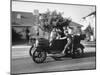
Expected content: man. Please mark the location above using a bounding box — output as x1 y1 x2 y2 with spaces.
59 26 72 55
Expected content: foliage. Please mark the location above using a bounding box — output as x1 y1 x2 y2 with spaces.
39 10 71 33
84 25 93 35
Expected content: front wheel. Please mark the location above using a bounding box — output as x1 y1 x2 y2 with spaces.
72 48 84 58
32 48 47 63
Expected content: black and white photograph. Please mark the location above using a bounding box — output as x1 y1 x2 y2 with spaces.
11 0 96 74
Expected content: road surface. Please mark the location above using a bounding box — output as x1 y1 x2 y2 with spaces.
11 45 96 74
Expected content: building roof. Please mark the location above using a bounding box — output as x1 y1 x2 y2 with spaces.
11 11 37 26
82 11 96 19
69 21 83 28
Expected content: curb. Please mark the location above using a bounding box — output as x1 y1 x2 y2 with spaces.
12 46 31 48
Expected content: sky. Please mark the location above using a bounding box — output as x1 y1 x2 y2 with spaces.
12 1 95 24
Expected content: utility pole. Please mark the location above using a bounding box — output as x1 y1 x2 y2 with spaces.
33 9 40 36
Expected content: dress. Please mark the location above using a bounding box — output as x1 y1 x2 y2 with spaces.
49 31 57 43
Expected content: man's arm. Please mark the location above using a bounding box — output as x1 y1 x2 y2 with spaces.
59 36 67 40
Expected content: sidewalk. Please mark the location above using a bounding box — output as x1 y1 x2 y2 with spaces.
12 45 31 48
81 41 96 47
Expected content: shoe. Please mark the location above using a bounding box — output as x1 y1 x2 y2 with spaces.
61 50 65 54
60 51 66 56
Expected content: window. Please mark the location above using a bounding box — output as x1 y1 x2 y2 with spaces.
17 14 21 19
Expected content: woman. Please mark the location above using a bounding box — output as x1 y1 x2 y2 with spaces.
49 27 57 46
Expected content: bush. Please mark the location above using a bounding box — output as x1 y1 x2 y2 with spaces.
12 28 22 42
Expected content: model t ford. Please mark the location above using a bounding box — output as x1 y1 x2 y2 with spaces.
29 33 85 63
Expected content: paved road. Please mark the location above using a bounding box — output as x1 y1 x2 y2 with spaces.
11 45 96 74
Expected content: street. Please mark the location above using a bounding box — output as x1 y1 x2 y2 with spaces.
11 44 96 74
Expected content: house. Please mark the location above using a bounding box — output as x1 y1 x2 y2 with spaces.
11 11 37 26
82 11 96 41
12 11 48 43
68 21 83 34
12 11 36 41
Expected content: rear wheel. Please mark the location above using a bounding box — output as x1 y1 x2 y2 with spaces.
64 49 71 57
72 48 84 58
32 48 47 63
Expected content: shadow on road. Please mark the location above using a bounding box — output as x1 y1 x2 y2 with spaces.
44 52 96 63
83 52 96 58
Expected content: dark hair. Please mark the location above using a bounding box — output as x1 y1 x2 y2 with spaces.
65 30 68 33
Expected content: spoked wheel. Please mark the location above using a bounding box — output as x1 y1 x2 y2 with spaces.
32 48 47 63
64 50 71 57
72 48 84 58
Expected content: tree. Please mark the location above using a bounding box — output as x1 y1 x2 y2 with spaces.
39 10 71 33
84 25 93 35
84 25 94 41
